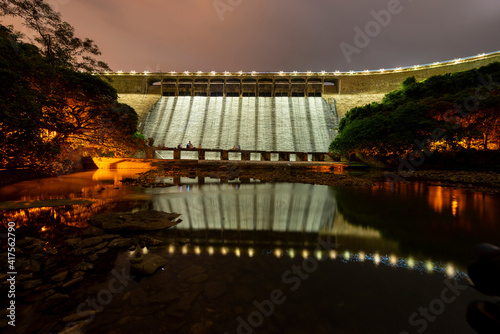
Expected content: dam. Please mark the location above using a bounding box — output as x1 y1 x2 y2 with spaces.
142 96 337 153
98 51 500 158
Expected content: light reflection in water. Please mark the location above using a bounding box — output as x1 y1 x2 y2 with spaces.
372 182 499 231
159 244 466 279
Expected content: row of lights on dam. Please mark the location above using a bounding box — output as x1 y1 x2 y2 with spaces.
91 52 490 76
127 244 467 279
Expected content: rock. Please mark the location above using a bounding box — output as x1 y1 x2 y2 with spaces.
101 234 121 241
175 290 200 312
42 293 69 310
139 235 165 247
88 210 181 232
23 280 43 290
51 271 69 283
17 274 33 281
74 241 109 256
18 259 40 272
190 320 214 334
96 247 109 254
189 273 209 283
87 254 98 262
24 289 55 303
72 271 86 279
45 258 56 267
77 237 103 249
177 265 206 280
82 226 104 237
62 277 84 289
204 281 226 299
61 310 99 323
45 248 57 255
130 254 167 275
65 238 82 249
129 249 144 264
108 238 135 249
57 321 88 334
72 262 94 272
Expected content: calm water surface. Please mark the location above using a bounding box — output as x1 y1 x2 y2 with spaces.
1 170 499 333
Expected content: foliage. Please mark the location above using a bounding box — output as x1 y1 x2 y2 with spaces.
0 0 109 71
330 63 500 166
0 25 138 173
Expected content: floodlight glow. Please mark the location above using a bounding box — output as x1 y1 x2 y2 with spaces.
302 249 309 258
329 250 337 259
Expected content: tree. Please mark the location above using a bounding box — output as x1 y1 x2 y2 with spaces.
0 25 138 173
0 0 109 71
330 63 500 166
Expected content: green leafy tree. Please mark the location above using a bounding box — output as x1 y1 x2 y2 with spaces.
0 25 138 173
1 0 109 71
330 63 500 166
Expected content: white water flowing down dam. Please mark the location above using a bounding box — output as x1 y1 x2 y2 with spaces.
142 97 338 155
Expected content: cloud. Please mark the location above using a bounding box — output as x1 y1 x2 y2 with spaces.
7 0 500 71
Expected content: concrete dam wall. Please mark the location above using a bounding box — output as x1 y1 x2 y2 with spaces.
142 96 338 153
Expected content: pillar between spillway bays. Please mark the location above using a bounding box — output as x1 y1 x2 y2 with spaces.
241 151 251 161
279 152 290 161
296 153 308 161
173 149 181 160
221 151 229 161
261 152 271 161
312 153 325 162
198 150 205 160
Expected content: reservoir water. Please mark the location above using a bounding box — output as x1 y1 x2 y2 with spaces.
1 170 499 333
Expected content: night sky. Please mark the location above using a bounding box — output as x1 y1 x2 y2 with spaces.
3 0 500 72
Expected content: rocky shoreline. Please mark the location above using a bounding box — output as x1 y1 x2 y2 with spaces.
121 164 500 193
0 211 181 334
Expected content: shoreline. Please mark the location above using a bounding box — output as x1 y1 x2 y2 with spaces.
123 162 500 193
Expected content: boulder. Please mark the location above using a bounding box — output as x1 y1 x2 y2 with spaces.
88 210 181 232
108 238 135 249
130 254 167 275
77 237 103 249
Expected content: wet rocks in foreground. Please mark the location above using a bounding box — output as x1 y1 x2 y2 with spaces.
88 210 182 232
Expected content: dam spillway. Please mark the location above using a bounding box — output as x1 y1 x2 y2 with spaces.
142 96 338 152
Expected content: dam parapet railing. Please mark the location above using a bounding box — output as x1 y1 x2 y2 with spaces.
154 147 331 162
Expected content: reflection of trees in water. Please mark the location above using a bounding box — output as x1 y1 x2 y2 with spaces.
333 184 500 265
0 200 149 236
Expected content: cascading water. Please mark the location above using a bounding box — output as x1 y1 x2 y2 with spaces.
143 96 337 155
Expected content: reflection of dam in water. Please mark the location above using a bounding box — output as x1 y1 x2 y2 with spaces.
148 182 382 243
151 183 336 233
142 97 338 152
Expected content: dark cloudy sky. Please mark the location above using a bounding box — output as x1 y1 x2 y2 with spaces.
3 0 500 72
